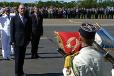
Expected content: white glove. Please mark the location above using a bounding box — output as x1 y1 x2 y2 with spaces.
63 68 74 76
112 69 114 76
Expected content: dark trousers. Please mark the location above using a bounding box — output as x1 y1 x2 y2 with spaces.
14 46 26 76
31 33 41 55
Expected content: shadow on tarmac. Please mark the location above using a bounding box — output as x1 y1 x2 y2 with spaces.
25 52 59 55
26 73 63 76
0 53 63 61
24 56 63 59
0 56 63 60
27 46 44 49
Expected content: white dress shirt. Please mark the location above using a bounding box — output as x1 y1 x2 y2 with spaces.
19 14 24 24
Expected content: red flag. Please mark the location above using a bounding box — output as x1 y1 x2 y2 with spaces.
55 32 81 55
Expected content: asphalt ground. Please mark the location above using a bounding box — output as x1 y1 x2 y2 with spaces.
0 19 114 76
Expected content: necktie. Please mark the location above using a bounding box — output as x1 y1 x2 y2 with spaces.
36 14 38 21
35 14 38 24
21 16 24 24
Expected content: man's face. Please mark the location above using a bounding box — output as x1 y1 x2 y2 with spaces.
18 5 25 15
34 7 38 13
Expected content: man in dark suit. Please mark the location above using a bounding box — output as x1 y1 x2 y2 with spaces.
10 4 32 76
31 6 43 59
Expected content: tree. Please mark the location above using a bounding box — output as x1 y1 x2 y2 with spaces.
78 0 97 8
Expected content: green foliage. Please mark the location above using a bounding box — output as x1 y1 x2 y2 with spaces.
65 1 77 8
0 2 20 7
0 1 114 8
78 0 97 8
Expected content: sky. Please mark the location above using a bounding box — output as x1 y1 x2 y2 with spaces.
0 0 75 3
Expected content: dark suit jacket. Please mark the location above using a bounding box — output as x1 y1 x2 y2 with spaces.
10 14 32 46
31 13 43 36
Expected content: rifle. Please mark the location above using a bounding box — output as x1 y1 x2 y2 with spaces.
93 41 114 66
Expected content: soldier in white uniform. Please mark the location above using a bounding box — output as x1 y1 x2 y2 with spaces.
63 23 113 76
71 23 113 76
0 7 14 60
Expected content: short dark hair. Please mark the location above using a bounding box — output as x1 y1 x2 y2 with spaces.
83 37 95 46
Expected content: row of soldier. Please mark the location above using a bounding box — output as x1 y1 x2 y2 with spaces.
1 7 114 19
0 4 43 76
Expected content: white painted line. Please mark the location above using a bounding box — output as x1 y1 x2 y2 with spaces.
44 24 114 26
43 20 114 26
69 19 82 24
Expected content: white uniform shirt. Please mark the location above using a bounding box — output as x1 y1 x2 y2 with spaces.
73 46 112 76
0 14 15 36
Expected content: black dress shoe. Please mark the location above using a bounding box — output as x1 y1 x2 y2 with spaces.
3 57 12 60
15 73 26 76
31 54 39 59
21 73 26 76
